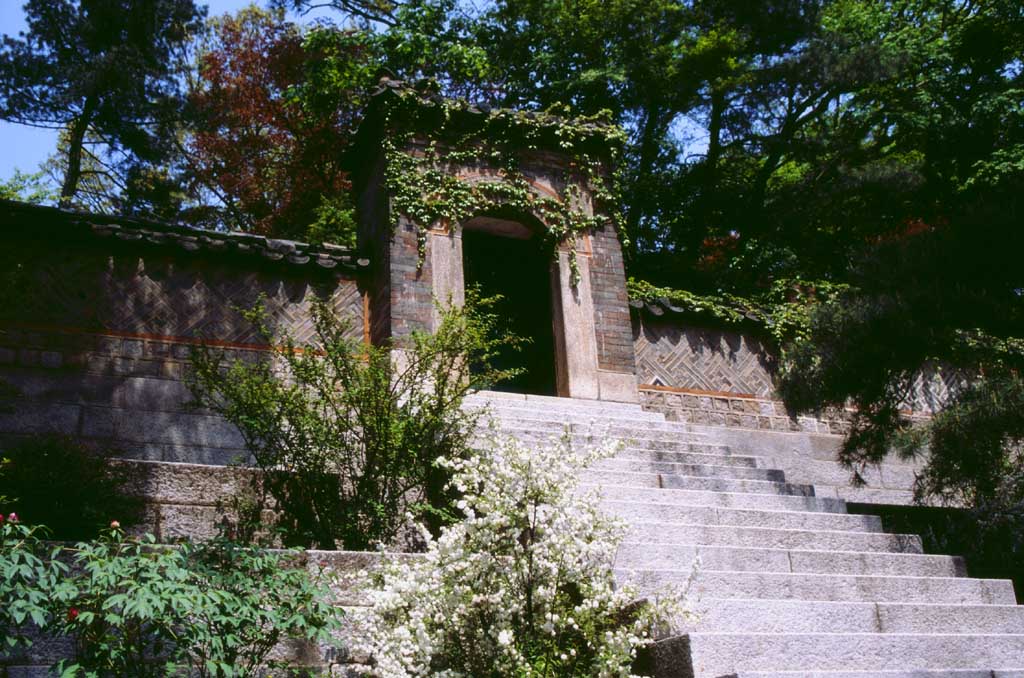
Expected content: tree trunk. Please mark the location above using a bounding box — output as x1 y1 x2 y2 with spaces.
698 86 727 227
624 102 667 255
59 96 96 207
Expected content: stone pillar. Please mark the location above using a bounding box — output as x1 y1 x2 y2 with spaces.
551 246 601 400
428 227 465 330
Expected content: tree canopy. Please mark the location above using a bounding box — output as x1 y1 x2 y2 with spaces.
0 0 206 206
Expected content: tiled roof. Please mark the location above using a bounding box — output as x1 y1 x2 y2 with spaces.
0 199 369 274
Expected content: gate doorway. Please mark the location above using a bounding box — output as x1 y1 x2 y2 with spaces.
462 220 557 396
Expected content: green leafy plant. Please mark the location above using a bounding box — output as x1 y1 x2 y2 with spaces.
627 277 851 346
0 435 142 541
0 515 70 657
187 292 522 550
49 526 342 678
378 83 629 284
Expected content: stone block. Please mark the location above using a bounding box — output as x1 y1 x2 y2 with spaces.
0 403 80 436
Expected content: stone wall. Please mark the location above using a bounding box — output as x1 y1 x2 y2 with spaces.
0 219 367 466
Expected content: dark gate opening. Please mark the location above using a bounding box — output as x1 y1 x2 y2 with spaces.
462 226 557 396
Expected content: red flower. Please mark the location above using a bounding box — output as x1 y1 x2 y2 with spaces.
67 608 79 622
110 520 121 529
7 512 18 523
0 513 5 525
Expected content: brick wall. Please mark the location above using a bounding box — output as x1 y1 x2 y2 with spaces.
589 223 636 376
0 239 365 465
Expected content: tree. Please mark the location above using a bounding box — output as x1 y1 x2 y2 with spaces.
0 169 54 204
184 7 376 243
187 295 523 550
775 0 1024 566
0 0 205 208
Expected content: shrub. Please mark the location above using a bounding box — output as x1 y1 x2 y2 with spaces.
0 435 141 540
0 515 70 656
361 434 681 677
48 526 342 677
187 293 521 550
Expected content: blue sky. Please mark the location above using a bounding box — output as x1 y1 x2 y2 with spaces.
0 0 326 184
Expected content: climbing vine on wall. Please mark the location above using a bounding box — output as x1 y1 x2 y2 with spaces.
378 84 629 285
627 277 853 346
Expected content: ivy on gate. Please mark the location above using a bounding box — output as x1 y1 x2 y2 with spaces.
377 84 629 285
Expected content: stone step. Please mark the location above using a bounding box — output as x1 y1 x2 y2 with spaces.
610 448 762 469
583 484 848 513
592 458 784 482
604 501 882 533
618 569 1016 605
479 417 713 440
473 417 704 438
580 469 816 496
479 423 714 447
674 632 1024 677
466 390 652 413
625 522 922 553
679 600 1024 634
614 543 963 577
464 397 664 418
732 671 1024 678
469 407 669 427
474 429 723 454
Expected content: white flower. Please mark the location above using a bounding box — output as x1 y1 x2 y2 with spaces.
356 433 689 677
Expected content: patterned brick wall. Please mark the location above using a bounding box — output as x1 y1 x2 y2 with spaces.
633 315 774 396
0 241 365 464
633 313 962 432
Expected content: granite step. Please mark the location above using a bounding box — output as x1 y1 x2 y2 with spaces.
679 600 1024 634
731 671 1024 678
592 458 784 482
480 418 715 441
580 470 816 496
466 390 652 412
603 448 761 468
486 428 719 452
624 523 922 553
604 501 883 533
618 569 1015 604
582 484 848 513
674 632 1024 677
614 543 963 577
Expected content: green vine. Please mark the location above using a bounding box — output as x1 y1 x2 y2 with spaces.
379 86 629 285
627 277 852 346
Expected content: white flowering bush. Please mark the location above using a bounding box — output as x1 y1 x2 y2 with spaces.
361 432 679 677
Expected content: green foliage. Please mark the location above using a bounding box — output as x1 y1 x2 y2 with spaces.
0 435 141 541
0 517 69 656
48 526 341 678
379 84 629 284
0 170 56 204
0 0 206 205
627 277 851 346
187 293 522 550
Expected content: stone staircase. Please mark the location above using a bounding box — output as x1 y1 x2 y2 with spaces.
464 391 1024 678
